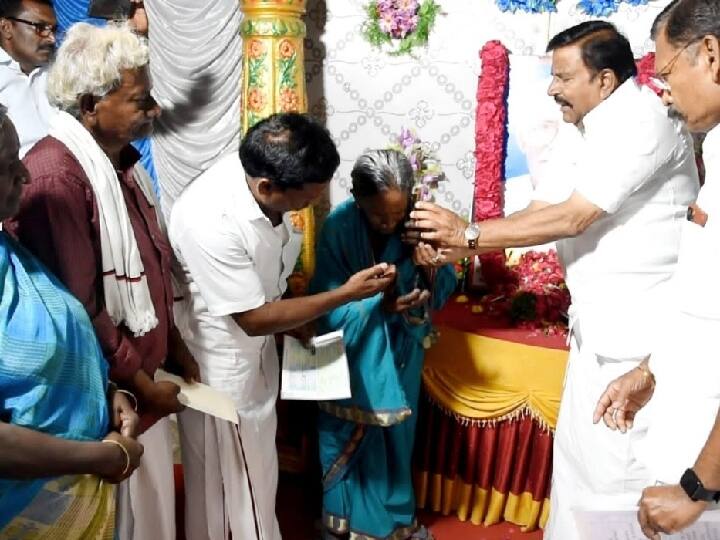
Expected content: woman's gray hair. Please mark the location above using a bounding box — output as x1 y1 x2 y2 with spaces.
351 149 414 199
47 22 149 118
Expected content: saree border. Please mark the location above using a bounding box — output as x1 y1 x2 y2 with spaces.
318 402 412 427
322 424 367 489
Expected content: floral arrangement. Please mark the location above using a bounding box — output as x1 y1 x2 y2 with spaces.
508 251 569 333
463 251 569 335
495 0 647 15
576 0 648 16
390 127 446 202
495 0 556 14
362 0 441 57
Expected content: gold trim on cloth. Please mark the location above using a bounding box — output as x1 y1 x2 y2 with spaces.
322 512 419 540
318 401 412 427
322 425 366 488
422 326 568 430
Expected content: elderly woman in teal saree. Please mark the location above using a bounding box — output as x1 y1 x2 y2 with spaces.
0 111 143 538
310 150 456 540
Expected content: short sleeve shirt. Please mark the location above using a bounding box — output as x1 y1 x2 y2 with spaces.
169 153 303 413
532 80 699 359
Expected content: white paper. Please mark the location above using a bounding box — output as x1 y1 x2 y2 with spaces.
154 368 238 424
574 508 720 539
280 330 351 401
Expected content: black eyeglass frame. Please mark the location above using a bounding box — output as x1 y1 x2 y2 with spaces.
3 16 57 37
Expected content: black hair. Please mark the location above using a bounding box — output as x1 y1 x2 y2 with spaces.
547 20 637 83
0 0 53 18
238 113 340 190
351 149 413 199
661 0 720 47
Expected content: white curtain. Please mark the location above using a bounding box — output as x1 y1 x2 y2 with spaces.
145 0 242 220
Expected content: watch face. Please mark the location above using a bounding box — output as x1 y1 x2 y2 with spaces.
464 223 480 240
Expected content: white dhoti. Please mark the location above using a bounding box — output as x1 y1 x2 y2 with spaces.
116 416 176 540
545 335 652 540
178 406 280 540
634 312 720 485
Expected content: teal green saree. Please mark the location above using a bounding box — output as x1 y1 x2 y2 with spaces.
310 199 456 539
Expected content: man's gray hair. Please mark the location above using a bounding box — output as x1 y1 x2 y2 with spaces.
351 149 414 199
655 0 720 46
47 22 149 118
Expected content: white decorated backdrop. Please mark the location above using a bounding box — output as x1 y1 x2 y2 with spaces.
304 0 672 218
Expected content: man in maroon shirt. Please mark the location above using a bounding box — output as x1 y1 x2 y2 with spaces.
5 23 197 540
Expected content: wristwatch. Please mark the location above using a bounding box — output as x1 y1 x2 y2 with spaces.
680 468 720 502
464 222 481 249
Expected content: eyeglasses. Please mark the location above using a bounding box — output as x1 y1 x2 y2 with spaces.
4 16 57 37
650 40 696 92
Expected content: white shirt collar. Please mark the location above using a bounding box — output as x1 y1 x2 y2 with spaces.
237 174 269 222
0 46 17 68
0 45 45 78
579 78 640 136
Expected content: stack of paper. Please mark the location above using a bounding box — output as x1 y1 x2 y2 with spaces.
573 508 720 539
280 330 352 401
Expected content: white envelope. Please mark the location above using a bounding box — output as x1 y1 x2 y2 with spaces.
154 368 238 424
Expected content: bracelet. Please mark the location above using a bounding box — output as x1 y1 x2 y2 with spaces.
102 439 130 476
116 389 138 411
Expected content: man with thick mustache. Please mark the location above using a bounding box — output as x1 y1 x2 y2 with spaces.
405 21 699 539
0 0 57 157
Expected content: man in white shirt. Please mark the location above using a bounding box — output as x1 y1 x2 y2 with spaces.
589 1 720 537
0 0 56 157
170 113 396 540
406 21 699 540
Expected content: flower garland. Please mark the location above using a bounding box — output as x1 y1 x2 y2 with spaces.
362 0 441 57
472 40 512 289
389 127 446 202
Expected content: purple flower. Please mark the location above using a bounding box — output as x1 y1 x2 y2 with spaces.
398 127 417 149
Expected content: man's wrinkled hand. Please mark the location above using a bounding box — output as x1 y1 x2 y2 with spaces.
638 484 707 539
593 363 654 433
403 202 468 248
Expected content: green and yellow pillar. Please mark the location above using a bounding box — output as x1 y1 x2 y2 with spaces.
239 0 316 289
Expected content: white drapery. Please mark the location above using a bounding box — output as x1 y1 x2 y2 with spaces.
145 0 242 220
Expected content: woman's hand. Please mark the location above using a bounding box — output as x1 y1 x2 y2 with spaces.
412 242 444 267
382 288 431 314
97 432 144 483
111 390 140 439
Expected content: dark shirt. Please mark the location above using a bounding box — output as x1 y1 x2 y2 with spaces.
6 136 176 428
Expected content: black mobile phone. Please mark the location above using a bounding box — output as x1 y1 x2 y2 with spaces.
87 0 133 19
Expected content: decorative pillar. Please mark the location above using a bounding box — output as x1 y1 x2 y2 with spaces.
239 0 316 286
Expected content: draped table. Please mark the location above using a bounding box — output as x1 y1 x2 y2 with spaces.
414 297 569 532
